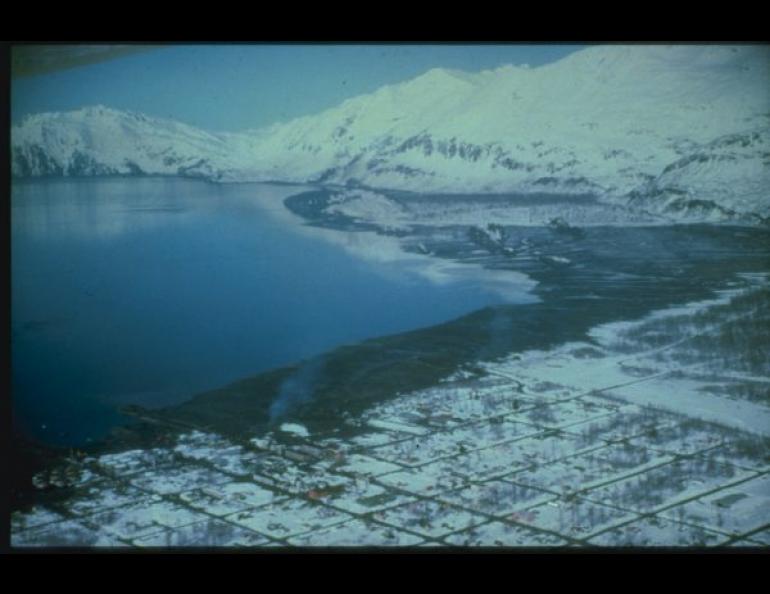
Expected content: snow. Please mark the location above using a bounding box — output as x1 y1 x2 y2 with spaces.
371 499 487 539
745 529 770 545
288 518 424 546
326 189 410 227
660 474 770 537
85 500 190 540
132 519 271 547
11 519 125 547
375 461 468 496
615 377 770 437
318 481 417 515
320 191 664 228
587 516 725 547
11 506 66 532
437 480 557 518
12 45 770 224
366 418 428 436
481 276 770 437
129 465 232 495
9 262 770 547
279 422 310 438
580 454 758 515
331 454 404 478
443 520 566 547
177 488 255 517
224 498 352 539
508 444 676 496
67 484 155 516
348 431 411 448
512 497 640 540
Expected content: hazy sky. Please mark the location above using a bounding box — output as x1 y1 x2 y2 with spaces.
11 44 587 132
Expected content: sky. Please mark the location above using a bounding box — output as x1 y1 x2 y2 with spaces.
11 44 587 132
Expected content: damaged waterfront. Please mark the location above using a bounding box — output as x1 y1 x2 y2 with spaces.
9 182 770 549
10 274 770 547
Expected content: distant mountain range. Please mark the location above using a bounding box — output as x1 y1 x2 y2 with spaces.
12 45 770 224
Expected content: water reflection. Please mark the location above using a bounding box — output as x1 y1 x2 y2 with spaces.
12 177 533 446
12 178 536 304
216 183 538 301
12 178 208 240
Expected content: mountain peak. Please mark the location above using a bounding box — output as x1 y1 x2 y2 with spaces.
78 104 127 118
11 45 770 223
410 67 479 87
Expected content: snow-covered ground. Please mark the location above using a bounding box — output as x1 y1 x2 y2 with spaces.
309 188 668 228
11 276 770 547
11 45 770 224
484 273 770 435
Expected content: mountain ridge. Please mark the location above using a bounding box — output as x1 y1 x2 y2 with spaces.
11 45 770 224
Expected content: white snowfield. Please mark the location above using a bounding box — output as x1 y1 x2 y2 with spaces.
11 45 770 224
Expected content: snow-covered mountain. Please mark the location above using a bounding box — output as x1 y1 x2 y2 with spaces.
11 44 770 223
11 106 240 180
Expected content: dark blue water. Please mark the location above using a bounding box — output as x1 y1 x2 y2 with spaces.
12 178 531 446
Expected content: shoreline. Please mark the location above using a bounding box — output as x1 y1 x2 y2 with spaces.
13 174 769 229
10 274 770 545
109 213 770 442
10 182 770 513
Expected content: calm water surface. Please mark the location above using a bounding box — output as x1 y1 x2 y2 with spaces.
11 178 530 446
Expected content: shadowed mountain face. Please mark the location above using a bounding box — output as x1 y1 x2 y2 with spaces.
11 45 770 224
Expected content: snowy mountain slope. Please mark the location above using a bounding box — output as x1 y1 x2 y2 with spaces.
11 45 770 223
624 127 770 223
229 45 768 195
11 106 241 180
